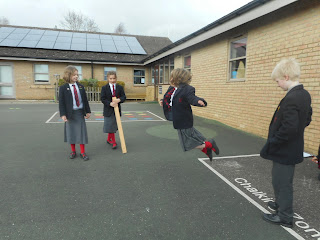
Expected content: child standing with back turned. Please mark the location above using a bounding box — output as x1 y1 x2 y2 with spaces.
160 68 219 161
59 65 91 161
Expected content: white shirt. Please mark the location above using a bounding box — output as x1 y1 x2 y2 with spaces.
69 83 83 110
109 83 116 95
170 87 178 107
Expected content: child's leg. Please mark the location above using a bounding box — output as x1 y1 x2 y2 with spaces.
110 133 117 149
69 144 76 159
80 144 89 161
107 133 113 144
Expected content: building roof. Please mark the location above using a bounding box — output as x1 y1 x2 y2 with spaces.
144 0 298 65
0 25 172 65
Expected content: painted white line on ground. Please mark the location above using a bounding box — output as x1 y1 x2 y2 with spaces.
45 111 59 123
147 111 167 121
198 158 305 240
198 154 260 161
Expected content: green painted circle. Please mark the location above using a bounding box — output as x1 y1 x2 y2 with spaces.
146 124 217 140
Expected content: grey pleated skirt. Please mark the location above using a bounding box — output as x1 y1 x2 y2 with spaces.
177 127 206 151
64 109 88 144
103 114 118 133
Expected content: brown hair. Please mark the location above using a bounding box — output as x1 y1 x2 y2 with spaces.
170 68 192 87
107 71 117 78
63 65 78 83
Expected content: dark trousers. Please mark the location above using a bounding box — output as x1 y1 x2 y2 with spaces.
272 161 295 222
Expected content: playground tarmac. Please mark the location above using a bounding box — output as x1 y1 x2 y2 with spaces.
0 101 319 240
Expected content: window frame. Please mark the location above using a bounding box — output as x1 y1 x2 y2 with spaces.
133 69 146 85
74 66 82 80
34 64 49 84
228 36 247 82
184 55 191 72
104 67 117 81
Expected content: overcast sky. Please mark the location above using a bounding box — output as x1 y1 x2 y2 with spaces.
0 0 253 42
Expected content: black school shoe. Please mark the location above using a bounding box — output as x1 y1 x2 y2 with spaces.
262 213 293 228
206 148 213 161
209 139 220 155
69 151 76 159
80 153 89 161
268 201 279 212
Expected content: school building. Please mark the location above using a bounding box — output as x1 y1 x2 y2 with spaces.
0 0 319 154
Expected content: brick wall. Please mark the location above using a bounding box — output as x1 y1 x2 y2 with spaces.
0 60 148 100
187 0 320 154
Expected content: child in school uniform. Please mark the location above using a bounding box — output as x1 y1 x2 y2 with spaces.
101 71 126 149
160 68 219 161
59 65 91 161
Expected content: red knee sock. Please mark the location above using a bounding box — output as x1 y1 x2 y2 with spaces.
107 133 113 143
71 144 76 152
201 147 207 154
80 144 85 154
110 133 116 143
205 141 212 149
205 141 217 152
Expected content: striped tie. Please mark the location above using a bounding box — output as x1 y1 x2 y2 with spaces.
73 85 80 107
112 84 116 97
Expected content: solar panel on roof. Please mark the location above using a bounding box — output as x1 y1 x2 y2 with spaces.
0 27 146 55
87 44 102 51
13 28 30 34
0 32 10 38
29 29 45 35
18 40 38 48
40 36 57 42
53 42 71 50
0 27 15 33
36 41 55 48
73 33 86 38
116 46 132 54
7 33 26 40
0 39 21 47
72 38 86 44
43 30 59 36
24 35 42 41
71 43 86 51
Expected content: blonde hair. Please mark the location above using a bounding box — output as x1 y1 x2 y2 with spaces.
271 58 300 81
107 71 117 78
170 68 192 86
63 65 78 83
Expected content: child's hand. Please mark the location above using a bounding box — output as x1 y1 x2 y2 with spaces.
159 99 163 106
62 116 68 122
110 102 118 108
85 113 91 119
198 100 205 106
312 156 319 163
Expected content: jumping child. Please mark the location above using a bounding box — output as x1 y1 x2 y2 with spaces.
101 71 126 149
160 68 219 161
59 65 91 161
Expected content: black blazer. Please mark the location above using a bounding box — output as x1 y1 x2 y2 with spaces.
260 85 312 165
162 84 207 129
101 84 126 117
59 82 91 119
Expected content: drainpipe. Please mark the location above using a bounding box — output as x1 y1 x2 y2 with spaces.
91 62 94 79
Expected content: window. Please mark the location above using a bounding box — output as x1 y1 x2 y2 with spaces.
0 65 14 98
34 64 49 83
184 55 191 71
164 62 169 84
104 67 117 80
229 37 247 81
74 66 82 80
159 64 163 84
134 69 145 85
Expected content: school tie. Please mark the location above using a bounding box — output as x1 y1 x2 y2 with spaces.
73 84 80 107
112 84 116 97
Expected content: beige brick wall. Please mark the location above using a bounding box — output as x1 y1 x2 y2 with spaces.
188 0 320 154
0 60 148 100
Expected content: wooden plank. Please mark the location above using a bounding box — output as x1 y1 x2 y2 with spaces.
112 97 127 154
